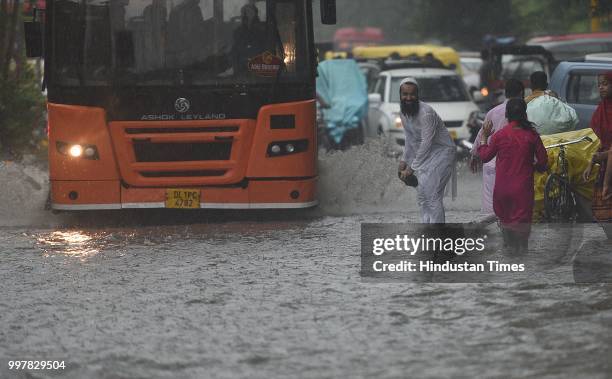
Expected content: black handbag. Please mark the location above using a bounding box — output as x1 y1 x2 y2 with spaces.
398 171 418 187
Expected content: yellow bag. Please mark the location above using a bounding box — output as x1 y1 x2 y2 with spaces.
533 129 600 221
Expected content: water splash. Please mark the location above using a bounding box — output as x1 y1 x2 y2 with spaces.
317 139 417 215
0 160 51 226
0 139 482 225
316 139 482 217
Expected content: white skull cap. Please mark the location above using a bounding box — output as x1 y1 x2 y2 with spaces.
399 77 419 88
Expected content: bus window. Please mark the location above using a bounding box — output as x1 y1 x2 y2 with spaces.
275 2 298 73
224 0 266 21
50 0 310 87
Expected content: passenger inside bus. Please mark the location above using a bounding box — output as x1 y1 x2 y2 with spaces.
165 0 208 68
53 0 296 83
231 3 268 74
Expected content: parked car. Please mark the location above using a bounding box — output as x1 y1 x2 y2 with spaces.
527 32 612 62
366 67 480 156
584 52 612 63
460 55 482 93
549 60 612 130
357 60 382 93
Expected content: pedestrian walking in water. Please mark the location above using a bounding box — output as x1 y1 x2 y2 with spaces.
477 99 548 252
585 72 612 238
470 79 525 219
397 78 455 223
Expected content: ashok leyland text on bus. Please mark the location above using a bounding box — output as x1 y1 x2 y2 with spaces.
25 0 337 211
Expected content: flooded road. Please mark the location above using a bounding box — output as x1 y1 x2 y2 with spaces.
1 144 612 378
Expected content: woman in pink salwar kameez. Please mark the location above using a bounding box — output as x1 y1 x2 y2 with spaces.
477 99 548 252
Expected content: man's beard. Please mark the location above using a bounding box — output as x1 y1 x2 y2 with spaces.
401 100 419 116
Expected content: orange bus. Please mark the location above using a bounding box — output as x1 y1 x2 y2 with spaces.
26 0 336 211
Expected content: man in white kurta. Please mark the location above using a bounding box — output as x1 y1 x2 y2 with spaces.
398 78 455 223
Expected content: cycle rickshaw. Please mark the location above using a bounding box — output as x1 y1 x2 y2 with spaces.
535 129 599 223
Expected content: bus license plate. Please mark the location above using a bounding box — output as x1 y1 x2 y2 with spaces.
165 189 200 209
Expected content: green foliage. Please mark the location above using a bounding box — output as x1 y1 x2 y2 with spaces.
315 0 610 50
411 0 515 49
0 1 46 154
512 0 591 37
0 65 46 152
314 0 423 44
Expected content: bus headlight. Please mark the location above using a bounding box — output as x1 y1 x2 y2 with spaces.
57 141 99 160
69 145 83 157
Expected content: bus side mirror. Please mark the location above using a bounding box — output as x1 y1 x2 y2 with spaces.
24 21 43 58
320 0 336 25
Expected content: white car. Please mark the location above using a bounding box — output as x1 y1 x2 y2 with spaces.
366 67 480 156
460 56 482 93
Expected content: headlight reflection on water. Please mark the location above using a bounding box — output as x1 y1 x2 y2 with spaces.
37 231 100 260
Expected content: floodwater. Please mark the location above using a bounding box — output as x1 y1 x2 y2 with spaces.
1 142 612 379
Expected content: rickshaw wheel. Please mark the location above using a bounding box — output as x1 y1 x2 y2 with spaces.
544 174 577 223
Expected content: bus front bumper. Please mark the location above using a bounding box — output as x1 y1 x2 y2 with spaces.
50 178 318 210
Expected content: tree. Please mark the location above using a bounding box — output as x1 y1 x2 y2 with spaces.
513 0 591 37
314 0 421 43
410 0 515 50
314 0 611 51
0 1 45 154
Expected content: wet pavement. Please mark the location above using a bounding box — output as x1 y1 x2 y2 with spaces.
1 142 612 378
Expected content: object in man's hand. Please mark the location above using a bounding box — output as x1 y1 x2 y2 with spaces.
398 171 418 187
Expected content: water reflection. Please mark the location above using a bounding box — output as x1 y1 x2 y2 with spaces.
37 231 101 260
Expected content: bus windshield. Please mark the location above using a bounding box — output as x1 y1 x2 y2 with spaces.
51 0 310 86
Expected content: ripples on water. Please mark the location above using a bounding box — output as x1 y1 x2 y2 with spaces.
1 143 612 378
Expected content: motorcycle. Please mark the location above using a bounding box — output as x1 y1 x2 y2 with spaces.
455 110 485 158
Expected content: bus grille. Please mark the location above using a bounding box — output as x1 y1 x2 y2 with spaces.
139 170 227 177
126 126 239 134
108 119 254 186
133 142 232 162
